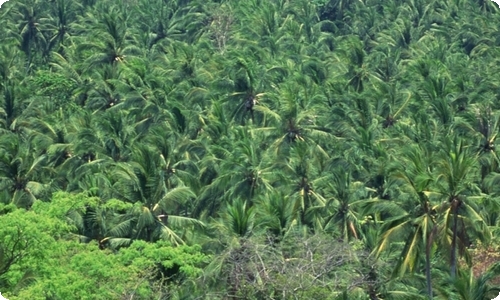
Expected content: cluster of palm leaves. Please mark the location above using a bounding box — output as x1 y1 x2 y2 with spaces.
2 0 500 298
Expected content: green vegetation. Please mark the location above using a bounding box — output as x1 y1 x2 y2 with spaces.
1 0 500 298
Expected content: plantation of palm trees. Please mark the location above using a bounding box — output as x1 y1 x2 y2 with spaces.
1 0 500 298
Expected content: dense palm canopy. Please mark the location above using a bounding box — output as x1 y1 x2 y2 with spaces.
1 0 500 298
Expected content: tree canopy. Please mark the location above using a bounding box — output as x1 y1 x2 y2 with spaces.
2 0 500 298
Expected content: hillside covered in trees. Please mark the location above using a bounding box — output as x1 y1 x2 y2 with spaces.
2 0 500 298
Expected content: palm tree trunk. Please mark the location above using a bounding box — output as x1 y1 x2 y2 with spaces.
26 46 32 74
450 201 459 279
425 236 433 299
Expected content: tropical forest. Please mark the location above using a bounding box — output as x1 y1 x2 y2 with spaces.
1 0 500 298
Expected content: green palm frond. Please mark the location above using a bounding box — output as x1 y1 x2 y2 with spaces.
167 215 205 229
159 224 184 246
106 218 135 239
159 186 195 210
104 237 133 249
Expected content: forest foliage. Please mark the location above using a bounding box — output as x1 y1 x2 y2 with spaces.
2 0 500 298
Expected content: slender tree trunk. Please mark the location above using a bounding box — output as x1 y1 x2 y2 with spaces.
425 232 433 299
450 201 459 279
26 47 32 74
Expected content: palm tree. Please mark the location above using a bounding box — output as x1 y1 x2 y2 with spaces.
374 143 436 298
75 109 140 163
0 44 22 88
22 111 80 192
317 0 357 26
232 0 291 58
435 262 500 299
143 122 204 204
197 126 275 215
221 198 256 239
76 6 140 72
424 76 455 131
59 111 115 193
274 142 328 226
221 57 274 125
202 197 265 300
40 0 79 55
254 190 296 239
109 144 202 245
454 105 500 181
373 15 426 59
368 47 404 84
0 80 19 131
319 169 371 242
340 36 373 93
13 0 47 72
434 136 490 278
48 51 93 107
83 66 124 111
253 77 331 158
370 81 412 129
0 133 51 208
132 0 206 50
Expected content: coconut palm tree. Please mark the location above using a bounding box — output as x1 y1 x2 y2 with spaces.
370 81 412 129
435 262 500 299
273 142 328 226
252 76 331 158
132 0 207 50
454 105 500 181
374 143 436 298
12 0 47 72
108 144 203 246
201 197 268 300
76 6 141 72
220 56 275 125
0 133 51 208
433 136 491 279
254 190 296 239
197 126 275 215
341 36 374 93
41 0 79 55
318 169 372 242
75 109 140 163
0 80 19 131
